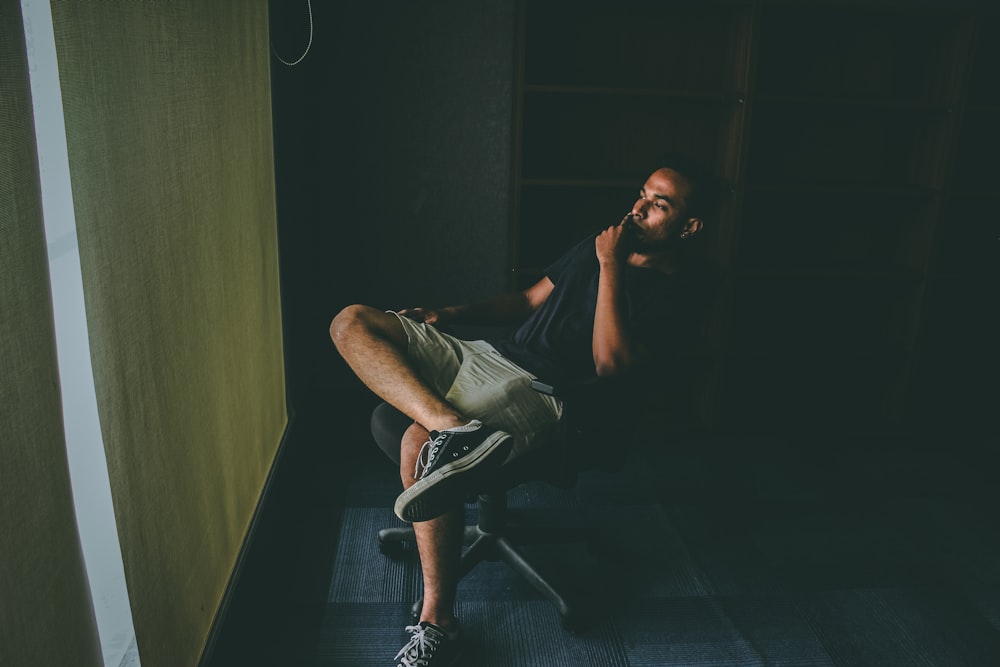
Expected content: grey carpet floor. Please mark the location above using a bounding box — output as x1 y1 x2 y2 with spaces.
290 435 1000 666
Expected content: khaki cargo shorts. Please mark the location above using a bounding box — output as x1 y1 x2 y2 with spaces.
390 311 563 458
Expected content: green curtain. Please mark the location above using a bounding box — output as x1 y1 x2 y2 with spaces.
0 1 103 665
50 1 286 664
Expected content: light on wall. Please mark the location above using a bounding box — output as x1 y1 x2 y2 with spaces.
19 0 139 665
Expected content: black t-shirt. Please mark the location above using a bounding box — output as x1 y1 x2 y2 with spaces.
489 233 703 387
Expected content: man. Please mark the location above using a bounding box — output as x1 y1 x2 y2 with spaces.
330 156 714 666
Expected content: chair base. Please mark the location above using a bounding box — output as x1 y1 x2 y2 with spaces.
377 497 586 630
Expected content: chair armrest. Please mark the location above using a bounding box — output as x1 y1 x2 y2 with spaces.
530 379 557 396
531 375 635 475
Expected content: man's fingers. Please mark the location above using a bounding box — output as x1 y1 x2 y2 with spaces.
398 308 424 322
399 307 440 324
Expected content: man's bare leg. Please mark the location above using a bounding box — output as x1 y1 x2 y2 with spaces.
400 422 463 631
332 303 511 522
330 305 466 432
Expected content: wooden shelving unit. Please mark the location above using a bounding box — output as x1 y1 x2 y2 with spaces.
511 0 996 434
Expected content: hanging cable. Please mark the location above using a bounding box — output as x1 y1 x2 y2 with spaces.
271 0 313 66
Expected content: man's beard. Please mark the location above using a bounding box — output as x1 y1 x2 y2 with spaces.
631 232 674 254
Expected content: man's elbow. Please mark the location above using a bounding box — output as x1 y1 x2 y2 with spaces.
594 356 634 378
594 344 648 377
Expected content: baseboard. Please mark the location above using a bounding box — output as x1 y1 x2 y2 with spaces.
196 409 297 667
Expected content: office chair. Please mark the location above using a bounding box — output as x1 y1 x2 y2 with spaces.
371 379 629 630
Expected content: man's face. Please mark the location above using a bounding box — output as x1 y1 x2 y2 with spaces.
628 168 699 251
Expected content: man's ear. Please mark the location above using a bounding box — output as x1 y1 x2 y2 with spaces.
682 217 703 238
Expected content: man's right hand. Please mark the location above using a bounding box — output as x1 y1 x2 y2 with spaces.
397 307 449 325
398 283 550 329
595 215 636 267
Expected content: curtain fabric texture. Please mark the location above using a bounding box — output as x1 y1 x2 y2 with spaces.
0 1 103 665
49 1 286 664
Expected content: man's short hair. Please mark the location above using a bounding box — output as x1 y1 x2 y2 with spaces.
653 153 723 222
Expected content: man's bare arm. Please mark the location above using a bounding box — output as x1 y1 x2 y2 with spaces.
398 277 554 328
592 223 641 376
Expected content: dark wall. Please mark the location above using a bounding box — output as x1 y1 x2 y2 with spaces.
270 1 998 447
270 1 517 436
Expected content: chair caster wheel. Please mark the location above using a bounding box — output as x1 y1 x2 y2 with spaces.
378 538 404 558
559 610 581 633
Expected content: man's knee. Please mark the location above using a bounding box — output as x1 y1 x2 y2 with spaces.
329 304 406 351
330 304 365 347
330 303 378 342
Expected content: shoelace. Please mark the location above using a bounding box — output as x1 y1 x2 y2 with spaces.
395 624 441 666
413 432 447 480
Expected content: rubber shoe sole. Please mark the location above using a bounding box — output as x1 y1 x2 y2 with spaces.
394 431 513 522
